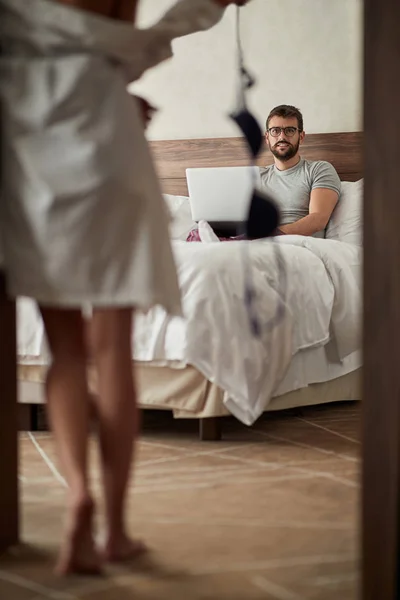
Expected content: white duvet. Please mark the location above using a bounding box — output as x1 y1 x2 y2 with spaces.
17 235 361 426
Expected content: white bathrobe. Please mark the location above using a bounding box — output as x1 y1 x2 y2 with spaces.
0 0 225 311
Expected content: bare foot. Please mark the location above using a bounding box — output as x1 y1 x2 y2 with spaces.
56 495 103 576
102 533 148 563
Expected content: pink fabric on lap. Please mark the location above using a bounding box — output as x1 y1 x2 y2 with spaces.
186 228 245 242
186 228 202 242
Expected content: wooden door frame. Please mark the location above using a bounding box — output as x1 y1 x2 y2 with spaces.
361 0 400 597
0 273 19 552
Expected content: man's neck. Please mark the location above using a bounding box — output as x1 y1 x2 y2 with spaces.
274 154 301 171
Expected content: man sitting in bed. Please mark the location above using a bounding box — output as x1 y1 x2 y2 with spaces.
262 104 341 238
187 104 341 241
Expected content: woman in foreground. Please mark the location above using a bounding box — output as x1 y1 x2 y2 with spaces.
0 0 249 576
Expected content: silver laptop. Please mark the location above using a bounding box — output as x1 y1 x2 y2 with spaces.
186 166 261 235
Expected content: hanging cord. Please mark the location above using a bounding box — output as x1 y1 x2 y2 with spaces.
233 6 287 339
234 5 255 109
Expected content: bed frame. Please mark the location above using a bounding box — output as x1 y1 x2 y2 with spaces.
15 131 363 441
150 131 363 440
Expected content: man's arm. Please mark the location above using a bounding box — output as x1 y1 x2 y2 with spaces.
279 161 341 236
280 188 339 236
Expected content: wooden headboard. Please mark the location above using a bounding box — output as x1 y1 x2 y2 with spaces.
149 132 363 196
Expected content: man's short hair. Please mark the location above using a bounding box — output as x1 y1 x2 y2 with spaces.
266 105 304 132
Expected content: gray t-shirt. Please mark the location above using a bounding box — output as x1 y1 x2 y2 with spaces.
260 159 341 237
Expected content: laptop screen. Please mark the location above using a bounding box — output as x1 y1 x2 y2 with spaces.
186 166 261 224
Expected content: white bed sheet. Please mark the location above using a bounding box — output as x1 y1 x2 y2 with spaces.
16 236 362 426
271 345 361 400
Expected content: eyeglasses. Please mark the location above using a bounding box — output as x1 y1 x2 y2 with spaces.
267 127 301 138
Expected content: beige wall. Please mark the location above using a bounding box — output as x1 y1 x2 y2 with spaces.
130 0 363 140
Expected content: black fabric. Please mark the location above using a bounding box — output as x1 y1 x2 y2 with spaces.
230 108 263 158
245 190 280 240
229 104 280 239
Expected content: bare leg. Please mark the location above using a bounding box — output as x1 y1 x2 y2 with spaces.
40 307 102 576
88 308 145 562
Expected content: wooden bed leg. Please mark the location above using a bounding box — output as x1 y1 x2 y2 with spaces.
199 417 222 441
18 404 39 431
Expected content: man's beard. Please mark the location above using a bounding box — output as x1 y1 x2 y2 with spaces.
270 139 300 162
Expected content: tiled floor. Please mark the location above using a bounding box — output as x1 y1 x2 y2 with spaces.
0 402 360 599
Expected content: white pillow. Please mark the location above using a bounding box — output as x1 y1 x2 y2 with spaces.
325 179 363 246
163 194 195 240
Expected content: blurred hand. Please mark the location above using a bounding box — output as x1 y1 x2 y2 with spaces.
134 95 157 129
